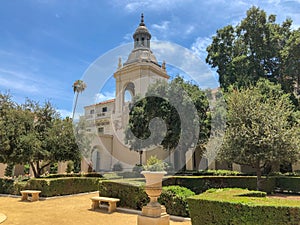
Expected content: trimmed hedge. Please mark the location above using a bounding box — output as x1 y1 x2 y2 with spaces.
98 180 195 216
0 178 14 194
99 180 148 209
159 185 195 217
163 176 276 193
276 177 300 193
43 173 103 178
176 169 242 176
187 188 300 225
26 177 102 197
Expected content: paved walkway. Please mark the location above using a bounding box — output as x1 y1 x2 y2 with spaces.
0 192 191 225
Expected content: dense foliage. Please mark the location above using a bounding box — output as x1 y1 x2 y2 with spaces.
0 93 82 177
125 76 211 169
206 6 300 105
219 80 300 190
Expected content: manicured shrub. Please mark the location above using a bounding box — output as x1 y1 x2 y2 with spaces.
26 177 101 197
99 180 194 216
276 177 300 193
176 169 242 176
0 178 14 194
159 186 195 217
99 180 148 209
112 162 123 172
43 173 103 178
187 188 300 225
65 161 74 173
117 171 142 178
132 164 143 173
163 176 276 194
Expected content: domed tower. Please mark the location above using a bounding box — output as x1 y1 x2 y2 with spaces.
133 13 151 49
114 14 169 115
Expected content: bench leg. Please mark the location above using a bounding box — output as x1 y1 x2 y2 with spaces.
108 202 117 213
91 200 100 210
31 193 39 201
21 193 28 201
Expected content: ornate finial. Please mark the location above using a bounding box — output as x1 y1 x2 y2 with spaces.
118 57 122 69
162 60 166 71
140 13 145 26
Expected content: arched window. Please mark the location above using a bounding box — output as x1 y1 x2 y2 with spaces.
123 82 135 103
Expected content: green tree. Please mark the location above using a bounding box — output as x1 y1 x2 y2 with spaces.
23 101 81 177
219 79 300 190
125 76 211 169
0 93 36 175
0 93 82 178
281 28 300 96
206 6 296 94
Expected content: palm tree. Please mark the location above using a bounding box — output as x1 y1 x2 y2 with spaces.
72 80 87 120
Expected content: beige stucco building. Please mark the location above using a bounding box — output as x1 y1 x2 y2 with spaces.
81 15 174 172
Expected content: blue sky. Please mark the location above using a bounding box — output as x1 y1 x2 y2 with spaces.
1 0 300 117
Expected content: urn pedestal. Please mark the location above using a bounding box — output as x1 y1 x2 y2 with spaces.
137 171 170 225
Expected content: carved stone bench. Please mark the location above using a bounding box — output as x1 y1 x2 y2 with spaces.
20 190 41 201
90 196 120 213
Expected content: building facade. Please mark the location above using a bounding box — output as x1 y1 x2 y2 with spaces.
82 15 172 172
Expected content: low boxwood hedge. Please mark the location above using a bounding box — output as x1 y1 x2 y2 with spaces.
43 172 103 178
26 177 102 197
163 176 276 194
99 180 148 209
98 180 195 216
159 185 195 217
187 188 300 225
276 177 300 193
0 178 14 194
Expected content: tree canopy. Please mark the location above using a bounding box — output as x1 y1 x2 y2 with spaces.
219 79 300 190
125 76 211 169
206 6 300 103
0 93 81 177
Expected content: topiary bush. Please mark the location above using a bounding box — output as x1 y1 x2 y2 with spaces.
99 180 194 216
187 188 300 225
159 185 195 217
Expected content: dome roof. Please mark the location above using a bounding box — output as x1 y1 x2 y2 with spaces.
124 14 159 66
124 48 158 65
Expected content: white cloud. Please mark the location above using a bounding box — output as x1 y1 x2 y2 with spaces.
94 92 115 103
57 109 72 118
190 37 212 61
118 0 193 13
152 21 170 32
0 76 39 93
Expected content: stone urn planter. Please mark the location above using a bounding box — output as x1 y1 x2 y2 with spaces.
138 171 169 225
142 171 167 207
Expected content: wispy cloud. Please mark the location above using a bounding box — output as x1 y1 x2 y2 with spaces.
94 92 115 103
152 21 170 31
116 0 193 13
190 37 211 61
57 109 72 118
